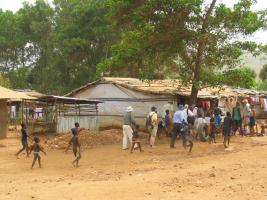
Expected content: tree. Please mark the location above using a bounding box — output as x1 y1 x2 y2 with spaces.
0 75 10 88
98 0 266 103
223 67 257 89
0 0 115 95
259 63 267 81
51 0 116 94
258 80 267 90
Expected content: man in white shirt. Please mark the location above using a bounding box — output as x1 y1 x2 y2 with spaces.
183 104 194 123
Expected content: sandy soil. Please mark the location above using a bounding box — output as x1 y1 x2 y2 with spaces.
0 131 267 200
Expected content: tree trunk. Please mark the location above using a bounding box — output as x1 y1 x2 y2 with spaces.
190 0 217 105
190 84 199 105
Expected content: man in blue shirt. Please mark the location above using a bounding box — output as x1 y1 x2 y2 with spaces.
170 105 187 148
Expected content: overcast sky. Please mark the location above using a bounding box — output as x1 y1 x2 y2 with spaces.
0 0 267 43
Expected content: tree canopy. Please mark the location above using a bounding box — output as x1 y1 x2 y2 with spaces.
0 0 266 99
98 0 267 102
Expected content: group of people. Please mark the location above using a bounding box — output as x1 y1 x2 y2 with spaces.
16 122 82 168
15 98 262 168
122 98 263 152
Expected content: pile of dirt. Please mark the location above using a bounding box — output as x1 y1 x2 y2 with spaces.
45 129 123 150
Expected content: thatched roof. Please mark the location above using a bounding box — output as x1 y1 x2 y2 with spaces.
15 89 44 98
0 86 36 100
65 77 218 99
66 77 267 99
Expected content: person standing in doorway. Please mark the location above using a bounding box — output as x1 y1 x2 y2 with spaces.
122 106 135 150
146 107 158 147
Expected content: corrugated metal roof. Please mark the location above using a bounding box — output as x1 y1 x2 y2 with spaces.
37 95 103 104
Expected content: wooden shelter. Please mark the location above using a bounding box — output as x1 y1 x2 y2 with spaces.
24 95 102 133
0 86 35 138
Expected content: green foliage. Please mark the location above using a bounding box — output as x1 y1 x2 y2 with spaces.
0 75 11 88
258 80 267 90
0 0 115 94
98 0 267 102
259 64 267 81
222 67 257 89
0 0 265 99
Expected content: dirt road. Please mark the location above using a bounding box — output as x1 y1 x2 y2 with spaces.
0 133 267 200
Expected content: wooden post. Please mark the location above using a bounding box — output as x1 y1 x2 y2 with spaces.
21 100 24 123
0 100 8 138
25 101 28 125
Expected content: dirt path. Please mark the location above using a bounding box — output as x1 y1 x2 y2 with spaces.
0 134 267 200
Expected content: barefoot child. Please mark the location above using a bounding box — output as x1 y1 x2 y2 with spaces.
130 124 143 153
223 112 233 148
66 122 82 167
209 117 216 144
15 123 32 158
29 136 46 169
249 105 256 136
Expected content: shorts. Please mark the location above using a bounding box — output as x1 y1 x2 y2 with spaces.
132 137 140 143
249 117 256 127
33 152 40 158
223 130 231 136
149 126 158 137
21 139 27 147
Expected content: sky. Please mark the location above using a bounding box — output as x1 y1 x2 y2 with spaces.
0 0 267 43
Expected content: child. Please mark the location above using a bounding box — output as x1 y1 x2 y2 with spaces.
209 117 216 143
185 121 194 153
130 124 143 153
164 110 172 137
66 122 82 167
15 123 31 158
257 125 265 136
249 105 256 136
223 112 233 148
29 136 46 169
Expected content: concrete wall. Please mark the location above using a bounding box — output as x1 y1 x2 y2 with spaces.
0 100 8 139
57 116 98 133
71 83 178 128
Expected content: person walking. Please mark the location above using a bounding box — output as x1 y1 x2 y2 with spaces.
214 103 222 126
243 99 251 127
170 105 186 148
122 106 136 150
223 112 233 148
232 102 242 135
146 107 158 147
16 123 32 158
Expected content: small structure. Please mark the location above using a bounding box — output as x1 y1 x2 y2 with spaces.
0 86 35 138
66 77 218 128
25 95 102 133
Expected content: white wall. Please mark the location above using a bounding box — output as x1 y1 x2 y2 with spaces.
71 83 178 128
57 116 98 133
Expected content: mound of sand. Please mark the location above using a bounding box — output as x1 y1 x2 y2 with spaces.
45 129 123 150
